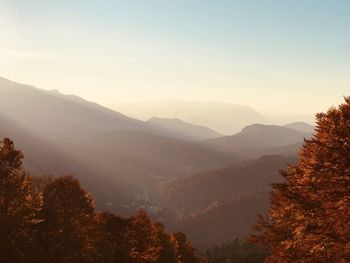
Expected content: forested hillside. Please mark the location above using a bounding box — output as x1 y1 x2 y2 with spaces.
0 138 204 263
251 97 350 262
152 155 297 247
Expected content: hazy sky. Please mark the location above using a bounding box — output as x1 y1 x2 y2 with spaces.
0 0 349 114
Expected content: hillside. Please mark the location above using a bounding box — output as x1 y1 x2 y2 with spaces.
0 76 307 247
146 117 221 141
0 77 236 214
114 100 269 134
0 77 223 142
151 155 297 247
200 124 311 158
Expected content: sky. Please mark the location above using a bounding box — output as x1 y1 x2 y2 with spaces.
0 0 349 115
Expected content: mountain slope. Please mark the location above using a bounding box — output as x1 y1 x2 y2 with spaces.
0 77 237 214
151 155 297 248
0 114 78 176
0 77 221 142
0 77 146 136
146 117 221 141
200 124 311 158
114 100 269 134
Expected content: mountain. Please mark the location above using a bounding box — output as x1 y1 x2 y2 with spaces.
264 113 316 127
0 77 146 136
0 77 217 142
0 76 310 247
0 77 237 214
244 142 304 158
114 100 269 134
284 121 315 133
0 114 79 176
146 117 221 141
151 155 297 248
199 124 311 158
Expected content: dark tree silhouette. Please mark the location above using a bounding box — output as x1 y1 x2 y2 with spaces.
96 211 134 262
39 175 97 263
127 209 162 262
0 138 204 262
152 222 178 263
171 232 200 263
205 238 268 263
251 97 350 262
0 138 41 263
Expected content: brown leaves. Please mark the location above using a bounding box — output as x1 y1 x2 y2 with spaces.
251 97 350 262
0 138 203 263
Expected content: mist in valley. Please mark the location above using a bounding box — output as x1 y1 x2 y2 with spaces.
1 1 349 262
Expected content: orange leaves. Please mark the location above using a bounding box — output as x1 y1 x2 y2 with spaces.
251 97 350 262
0 137 203 262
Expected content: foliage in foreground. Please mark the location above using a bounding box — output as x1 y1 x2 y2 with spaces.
205 239 268 263
251 97 350 262
0 138 203 263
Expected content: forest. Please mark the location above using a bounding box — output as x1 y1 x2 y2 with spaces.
1 97 349 262
0 136 205 263
1 1 349 262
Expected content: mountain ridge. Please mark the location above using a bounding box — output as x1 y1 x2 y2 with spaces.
0 77 238 214
146 116 222 141
114 100 270 134
199 123 311 158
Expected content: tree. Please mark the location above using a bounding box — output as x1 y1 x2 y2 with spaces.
39 175 97 263
96 211 134 262
0 138 204 262
0 138 41 263
251 97 350 262
128 209 162 263
205 238 268 263
152 222 178 263
171 232 200 263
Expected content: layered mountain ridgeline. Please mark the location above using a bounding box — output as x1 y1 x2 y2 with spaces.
146 117 222 141
0 77 236 215
114 100 269 135
199 124 312 158
150 155 297 248
0 77 222 142
0 76 309 249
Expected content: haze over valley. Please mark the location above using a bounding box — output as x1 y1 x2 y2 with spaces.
0 76 313 247
1 1 349 262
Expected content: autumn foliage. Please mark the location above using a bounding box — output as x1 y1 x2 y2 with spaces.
0 138 203 263
251 97 350 262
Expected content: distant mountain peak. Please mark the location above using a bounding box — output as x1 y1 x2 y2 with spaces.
200 123 312 157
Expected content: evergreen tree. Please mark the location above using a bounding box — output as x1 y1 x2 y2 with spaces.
251 97 350 262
